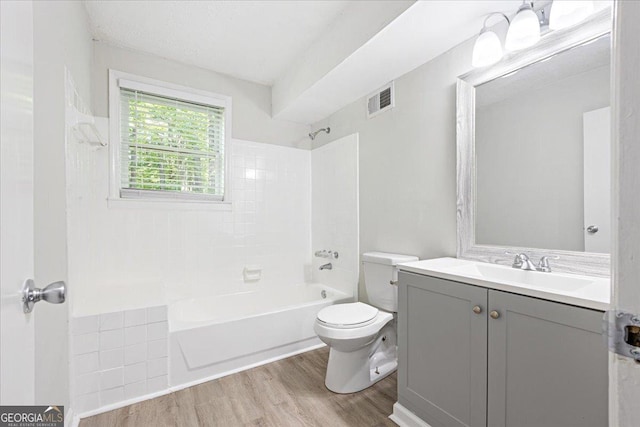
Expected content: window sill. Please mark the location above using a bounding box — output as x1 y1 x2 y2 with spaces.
107 197 232 211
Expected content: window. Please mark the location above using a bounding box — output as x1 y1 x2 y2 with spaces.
110 71 231 203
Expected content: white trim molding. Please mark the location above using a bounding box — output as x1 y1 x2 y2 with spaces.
65 407 79 427
456 8 612 277
389 403 433 427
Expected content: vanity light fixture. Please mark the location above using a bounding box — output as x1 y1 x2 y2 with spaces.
471 2 541 68
549 0 594 30
471 0 599 68
505 1 541 51
471 13 510 68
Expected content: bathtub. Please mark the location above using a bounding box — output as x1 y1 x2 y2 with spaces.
169 283 351 387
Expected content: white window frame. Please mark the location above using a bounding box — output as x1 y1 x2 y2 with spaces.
108 69 232 210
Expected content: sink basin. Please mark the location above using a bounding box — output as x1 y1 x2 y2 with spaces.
448 263 596 292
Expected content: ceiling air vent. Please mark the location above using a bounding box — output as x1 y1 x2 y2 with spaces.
367 82 395 119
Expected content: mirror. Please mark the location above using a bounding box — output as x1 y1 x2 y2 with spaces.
456 8 611 276
475 34 610 254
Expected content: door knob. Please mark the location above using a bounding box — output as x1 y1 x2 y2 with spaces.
22 279 66 313
473 305 482 314
490 310 501 319
586 225 599 234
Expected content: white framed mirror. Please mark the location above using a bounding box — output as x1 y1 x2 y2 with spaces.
456 8 611 277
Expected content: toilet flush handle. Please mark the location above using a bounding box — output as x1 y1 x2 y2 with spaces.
390 280 398 286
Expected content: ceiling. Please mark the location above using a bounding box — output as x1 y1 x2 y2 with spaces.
86 0 586 124
272 0 524 123
84 0 353 86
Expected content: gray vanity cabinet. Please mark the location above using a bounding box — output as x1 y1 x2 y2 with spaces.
487 290 607 427
398 272 608 427
398 272 488 427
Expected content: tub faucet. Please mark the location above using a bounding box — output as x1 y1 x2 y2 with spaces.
319 263 332 271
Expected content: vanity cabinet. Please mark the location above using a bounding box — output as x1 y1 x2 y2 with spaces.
397 272 608 427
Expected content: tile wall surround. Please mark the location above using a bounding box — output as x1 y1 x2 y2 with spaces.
70 305 168 413
66 138 312 311
311 134 360 298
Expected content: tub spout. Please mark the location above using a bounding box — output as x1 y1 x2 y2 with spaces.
319 263 332 271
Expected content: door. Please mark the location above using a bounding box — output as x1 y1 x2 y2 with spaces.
610 1 640 425
583 106 611 253
0 0 36 405
487 290 608 427
398 272 487 427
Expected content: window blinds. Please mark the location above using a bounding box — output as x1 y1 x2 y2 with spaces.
120 88 225 201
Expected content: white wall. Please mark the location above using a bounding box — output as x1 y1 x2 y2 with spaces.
311 134 359 298
67 139 311 313
33 0 94 413
311 40 474 302
475 65 610 252
91 42 310 149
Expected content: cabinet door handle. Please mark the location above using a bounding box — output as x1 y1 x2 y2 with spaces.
490 310 500 319
473 305 482 314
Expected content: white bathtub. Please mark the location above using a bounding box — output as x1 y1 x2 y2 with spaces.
169 283 351 387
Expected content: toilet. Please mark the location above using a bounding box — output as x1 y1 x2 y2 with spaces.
314 251 419 394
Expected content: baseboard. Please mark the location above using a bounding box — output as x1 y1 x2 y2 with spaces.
76 387 174 419
389 403 432 427
75 342 326 421
65 407 80 427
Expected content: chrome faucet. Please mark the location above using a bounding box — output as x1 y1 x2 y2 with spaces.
510 253 537 271
536 256 559 272
507 252 558 272
319 263 332 271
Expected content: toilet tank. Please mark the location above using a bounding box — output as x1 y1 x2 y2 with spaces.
362 252 419 312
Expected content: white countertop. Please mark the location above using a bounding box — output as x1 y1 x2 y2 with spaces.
398 257 610 311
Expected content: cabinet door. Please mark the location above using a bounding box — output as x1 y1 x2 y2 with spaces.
487 290 608 427
398 272 488 427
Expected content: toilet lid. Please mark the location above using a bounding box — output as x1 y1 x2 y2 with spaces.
317 302 379 328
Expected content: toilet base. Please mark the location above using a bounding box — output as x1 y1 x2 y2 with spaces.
324 325 397 394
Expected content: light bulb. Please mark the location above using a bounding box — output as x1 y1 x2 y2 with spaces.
549 1 594 30
505 3 541 51
472 30 503 68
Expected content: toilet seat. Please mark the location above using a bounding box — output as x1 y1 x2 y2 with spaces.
317 302 379 329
